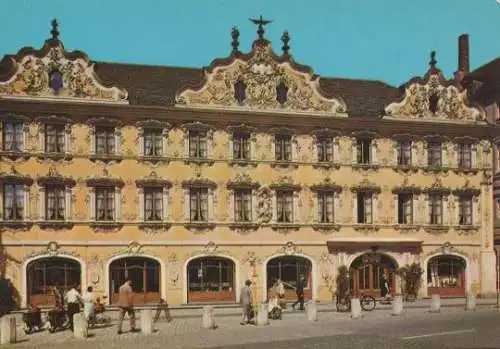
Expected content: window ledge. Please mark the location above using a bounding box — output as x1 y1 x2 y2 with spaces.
391 165 419 173
0 151 30 161
89 154 123 163
89 221 124 232
228 222 260 231
453 225 480 234
352 224 380 232
422 166 449 173
311 223 341 232
452 168 480 175
137 156 170 164
184 222 216 233
37 152 73 161
38 221 74 230
138 221 171 232
352 163 379 171
270 223 301 232
184 158 215 166
312 162 341 170
423 224 450 234
0 221 33 231
393 224 421 232
270 161 298 169
228 159 258 167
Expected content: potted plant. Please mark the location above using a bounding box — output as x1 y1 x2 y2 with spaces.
397 263 423 301
335 265 350 299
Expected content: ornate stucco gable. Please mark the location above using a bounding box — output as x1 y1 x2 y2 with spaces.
0 19 128 104
175 18 347 117
384 51 484 124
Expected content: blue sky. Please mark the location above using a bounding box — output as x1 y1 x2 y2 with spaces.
0 0 499 86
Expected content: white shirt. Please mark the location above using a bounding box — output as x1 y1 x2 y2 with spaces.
82 292 94 319
65 288 81 303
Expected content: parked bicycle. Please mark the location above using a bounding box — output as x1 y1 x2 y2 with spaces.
336 293 376 312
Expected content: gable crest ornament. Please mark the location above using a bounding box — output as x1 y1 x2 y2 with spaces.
0 22 128 104
175 40 347 116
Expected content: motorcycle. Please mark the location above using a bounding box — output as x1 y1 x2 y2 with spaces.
22 306 44 334
88 301 111 328
47 307 69 333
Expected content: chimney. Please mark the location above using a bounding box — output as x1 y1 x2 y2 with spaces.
458 34 469 73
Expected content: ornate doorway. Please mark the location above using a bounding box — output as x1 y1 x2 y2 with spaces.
427 255 466 297
27 257 81 306
109 257 161 305
266 256 312 301
349 253 397 298
187 257 236 303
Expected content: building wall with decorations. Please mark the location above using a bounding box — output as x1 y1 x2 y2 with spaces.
0 21 498 308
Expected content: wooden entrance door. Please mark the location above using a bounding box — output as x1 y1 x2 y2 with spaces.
266 256 313 301
187 257 236 303
427 255 466 297
349 254 396 298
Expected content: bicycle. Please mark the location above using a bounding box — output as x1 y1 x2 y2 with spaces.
335 293 376 312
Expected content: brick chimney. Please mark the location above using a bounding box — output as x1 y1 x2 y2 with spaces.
455 34 470 85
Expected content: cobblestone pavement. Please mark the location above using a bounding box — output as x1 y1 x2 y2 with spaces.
5 306 498 349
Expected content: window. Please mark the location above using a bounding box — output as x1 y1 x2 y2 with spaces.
397 194 413 224
234 189 252 222
458 197 473 225
357 192 372 223
357 139 371 164
143 129 163 156
190 188 208 222
189 131 207 158
397 140 411 166
429 194 442 225
144 188 163 221
427 142 442 167
275 135 292 161
233 133 250 160
276 190 293 223
46 186 65 220
457 143 472 169
45 124 66 153
95 187 114 221
317 192 334 223
2 122 24 152
95 127 115 155
3 183 24 220
317 138 333 162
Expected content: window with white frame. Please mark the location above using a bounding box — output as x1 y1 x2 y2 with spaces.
189 130 207 158
276 190 293 223
3 122 24 152
44 124 66 153
356 139 371 164
190 187 209 221
3 183 27 220
275 135 292 161
232 133 251 160
95 187 115 221
45 185 66 220
458 197 473 225
397 194 413 224
143 187 163 221
427 141 442 167
357 192 372 223
317 137 333 163
428 194 443 225
234 189 252 222
457 143 472 169
143 128 164 157
317 191 334 223
396 140 412 166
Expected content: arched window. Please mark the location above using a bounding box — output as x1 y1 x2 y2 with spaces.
187 257 235 303
427 255 466 296
266 256 312 300
27 257 81 306
349 253 397 298
109 257 161 305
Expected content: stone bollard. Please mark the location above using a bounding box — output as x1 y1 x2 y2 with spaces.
430 294 441 313
392 295 404 316
202 306 216 329
465 293 476 311
141 309 153 334
0 315 16 345
350 298 363 319
73 313 88 339
256 303 269 326
306 300 318 321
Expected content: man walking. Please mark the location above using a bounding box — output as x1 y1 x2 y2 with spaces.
240 279 253 325
292 274 306 311
65 285 82 331
117 279 138 335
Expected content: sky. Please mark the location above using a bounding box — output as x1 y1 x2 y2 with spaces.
0 0 499 86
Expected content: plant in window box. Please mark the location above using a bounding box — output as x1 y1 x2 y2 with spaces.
396 263 423 301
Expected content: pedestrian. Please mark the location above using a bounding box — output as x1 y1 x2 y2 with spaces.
64 284 82 331
381 274 391 302
292 274 306 311
117 279 138 334
240 279 253 325
82 286 95 322
53 285 64 309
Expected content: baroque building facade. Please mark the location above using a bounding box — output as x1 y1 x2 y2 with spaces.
0 20 498 307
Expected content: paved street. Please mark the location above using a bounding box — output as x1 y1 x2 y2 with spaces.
5 306 500 349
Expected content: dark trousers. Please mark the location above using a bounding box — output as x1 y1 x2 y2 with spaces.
293 292 305 310
67 303 80 330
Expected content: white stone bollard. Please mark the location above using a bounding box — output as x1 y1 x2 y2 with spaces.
350 298 363 319
141 309 153 334
430 294 441 313
392 295 404 316
202 306 216 329
256 303 269 326
73 313 88 339
0 316 16 345
306 300 318 321
465 293 476 311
